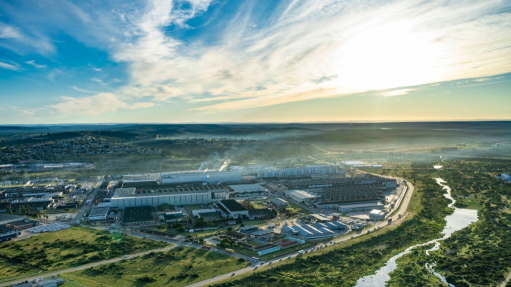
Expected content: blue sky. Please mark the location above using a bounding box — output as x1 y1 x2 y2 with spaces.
1 0 511 124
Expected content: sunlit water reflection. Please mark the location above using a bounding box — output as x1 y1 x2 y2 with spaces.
354 178 478 287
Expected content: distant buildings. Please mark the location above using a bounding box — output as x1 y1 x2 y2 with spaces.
109 185 229 208
281 174 396 209
161 170 242 185
257 165 340 178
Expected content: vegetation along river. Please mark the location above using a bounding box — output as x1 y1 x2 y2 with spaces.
354 178 479 287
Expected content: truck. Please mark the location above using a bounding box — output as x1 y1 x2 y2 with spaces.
225 248 235 254
202 245 211 250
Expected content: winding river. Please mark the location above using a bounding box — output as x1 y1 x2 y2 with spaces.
353 178 479 287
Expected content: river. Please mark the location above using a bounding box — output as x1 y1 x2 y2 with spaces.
353 178 478 287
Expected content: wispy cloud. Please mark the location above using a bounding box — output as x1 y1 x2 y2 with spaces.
92 67 103 72
102 0 511 112
0 61 24 71
91 77 102 83
473 76 504 82
25 60 47 68
50 93 154 116
9 106 37 115
71 86 92 93
383 89 415 97
111 79 122 83
0 25 22 38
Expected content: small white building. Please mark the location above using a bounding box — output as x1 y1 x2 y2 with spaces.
369 209 386 220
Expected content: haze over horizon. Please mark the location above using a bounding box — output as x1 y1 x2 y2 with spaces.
1 0 511 124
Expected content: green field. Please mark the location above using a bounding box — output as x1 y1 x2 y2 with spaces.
0 227 170 283
61 246 250 287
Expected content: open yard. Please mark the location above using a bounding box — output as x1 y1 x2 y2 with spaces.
0 227 170 283
61 246 250 287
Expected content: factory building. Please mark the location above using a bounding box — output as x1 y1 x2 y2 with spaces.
110 186 229 208
281 174 397 207
337 202 386 212
161 170 242 185
215 199 249 218
257 165 341 178
228 184 268 197
88 207 110 221
284 190 318 204
291 223 335 240
269 197 289 206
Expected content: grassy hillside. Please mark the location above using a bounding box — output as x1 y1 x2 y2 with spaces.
62 246 250 287
0 227 170 283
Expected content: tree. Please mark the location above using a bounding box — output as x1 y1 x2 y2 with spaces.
6 206 13 215
177 226 185 233
19 205 25 215
199 237 205 244
227 227 233 231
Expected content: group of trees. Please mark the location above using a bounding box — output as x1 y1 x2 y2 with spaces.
5 205 49 221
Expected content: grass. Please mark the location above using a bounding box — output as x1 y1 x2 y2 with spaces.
0 227 170 283
242 219 268 226
286 201 312 215
250 201 267 209
151 226 228 237
61 246 251 287
186 204 202 211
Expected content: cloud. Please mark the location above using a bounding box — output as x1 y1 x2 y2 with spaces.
25 60 47 68
0 61 24 71
92 67 103 72
9 106 37 115
382 89 415 97
0 25 21 38
473 76 504 82
101 0 511 112
50 93 154 116
71 86 92 93
91 77 102 83
111 79 122 83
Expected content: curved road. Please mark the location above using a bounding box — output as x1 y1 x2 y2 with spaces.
185 181 414 287
1 181 414 287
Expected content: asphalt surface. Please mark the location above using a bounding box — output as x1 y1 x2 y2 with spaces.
185 181 415 287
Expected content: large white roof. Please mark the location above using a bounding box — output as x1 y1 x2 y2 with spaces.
284 190 318 200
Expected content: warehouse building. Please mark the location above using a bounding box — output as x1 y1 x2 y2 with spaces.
291 223 334 240
215 199 249 218
161 170 241 185
257 165 340 178
88 207 110 221
228 184 268 197
337 202 386 212
282 174 396 208
269 197 289 206
110 186 229 208
122 206 155 226
284 190 318 204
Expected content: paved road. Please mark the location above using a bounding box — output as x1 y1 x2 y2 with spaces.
501 271 511 287
70 178 103 223
185 181 415 287
0 245 177 287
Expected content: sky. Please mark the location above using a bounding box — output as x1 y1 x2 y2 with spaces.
0 0 510 124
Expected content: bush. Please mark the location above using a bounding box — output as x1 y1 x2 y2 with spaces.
137 276 156 282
